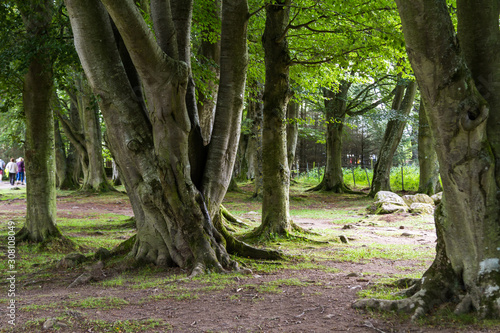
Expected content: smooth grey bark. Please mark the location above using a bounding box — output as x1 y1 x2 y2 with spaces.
417 99 441 195
66 0 274 273
256 0 292 236
16 0 63 242
111 160 122 186
369 80 417 197
355 0 500 319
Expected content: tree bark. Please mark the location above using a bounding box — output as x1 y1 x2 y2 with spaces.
417 99 441 195
256 0 292 236
355 0 500 319
16 0 63 242
65 0 268 273
369 80 417 197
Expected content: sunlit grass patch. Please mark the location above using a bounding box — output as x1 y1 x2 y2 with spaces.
84 318 172 332
326 243 434 263
67 296 129 310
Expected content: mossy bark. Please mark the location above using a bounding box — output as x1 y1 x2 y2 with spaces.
16 0 64 243
66 0 261 274
356 0 500 319
256 0 292 236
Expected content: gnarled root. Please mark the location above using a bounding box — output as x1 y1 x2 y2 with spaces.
221 205 250 228
307 181 364 195
214 209 284 260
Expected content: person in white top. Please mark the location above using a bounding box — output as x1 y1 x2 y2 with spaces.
5 158 18 186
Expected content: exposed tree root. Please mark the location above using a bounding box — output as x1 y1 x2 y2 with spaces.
215 211 284 260
307 181 364 195
352 204 462 321
221 205 250 228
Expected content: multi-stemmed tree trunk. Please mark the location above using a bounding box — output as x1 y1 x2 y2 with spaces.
66 0 276 273
16 0 63 242
254 0 293 236
417 99 441 195
355 0 500 319
368 79 417 197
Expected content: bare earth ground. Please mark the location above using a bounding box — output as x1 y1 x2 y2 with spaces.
0 183 497 333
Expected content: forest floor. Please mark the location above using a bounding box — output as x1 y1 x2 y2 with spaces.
0 181 498 332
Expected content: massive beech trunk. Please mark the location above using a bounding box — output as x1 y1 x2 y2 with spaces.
66 0 275 272
16 0 63 242
355 0 500 319
417 99 441 195
255 0 292 236
369 80 417 197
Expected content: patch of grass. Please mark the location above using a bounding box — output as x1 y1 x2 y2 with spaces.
100 275 126 287
84 318 172 332
67 296 129 310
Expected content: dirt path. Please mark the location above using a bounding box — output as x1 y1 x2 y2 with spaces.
0 190 496 332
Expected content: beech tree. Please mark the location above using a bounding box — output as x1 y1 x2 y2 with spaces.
355 0 500 319
309 77 396 193
65 0 278 273
14 1 67 243
369 78 417 197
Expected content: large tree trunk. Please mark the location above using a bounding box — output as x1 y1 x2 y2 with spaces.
65 0 273 273
417 99 441 195
309 83 352 193
369 80 417 197
16 0 63 242
255 0 292 236
355 0 500 319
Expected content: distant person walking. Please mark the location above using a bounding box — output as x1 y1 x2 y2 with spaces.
0 158 5 183
5 158 18 186
17 157 25 185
